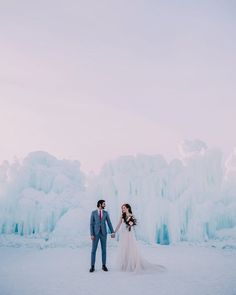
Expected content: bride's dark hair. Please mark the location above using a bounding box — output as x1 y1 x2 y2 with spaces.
121 204 137 230
122 203 132 220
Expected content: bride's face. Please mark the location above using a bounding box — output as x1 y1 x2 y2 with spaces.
121 205 128 213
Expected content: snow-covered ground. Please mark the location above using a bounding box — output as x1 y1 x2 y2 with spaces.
1 242 236 295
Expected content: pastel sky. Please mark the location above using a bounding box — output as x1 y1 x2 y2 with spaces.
0 0 235 173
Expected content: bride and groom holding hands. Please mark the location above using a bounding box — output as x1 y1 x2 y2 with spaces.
89 199 165 273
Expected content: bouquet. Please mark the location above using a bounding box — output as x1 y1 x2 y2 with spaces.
124 215 137 231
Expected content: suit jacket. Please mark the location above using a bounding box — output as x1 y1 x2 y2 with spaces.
90 210 114 236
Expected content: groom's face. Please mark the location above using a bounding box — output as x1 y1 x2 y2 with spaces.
101 202 106 209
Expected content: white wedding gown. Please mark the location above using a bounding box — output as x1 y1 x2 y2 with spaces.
116 219 166 273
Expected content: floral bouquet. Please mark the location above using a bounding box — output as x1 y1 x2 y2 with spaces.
125 215 137 231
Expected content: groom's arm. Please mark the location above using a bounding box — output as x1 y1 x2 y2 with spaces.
90 212 95 236
106 212 114 234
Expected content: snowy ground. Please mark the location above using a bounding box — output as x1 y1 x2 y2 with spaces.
0 241 236 295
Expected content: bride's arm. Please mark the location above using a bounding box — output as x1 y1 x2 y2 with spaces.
114 216 122 233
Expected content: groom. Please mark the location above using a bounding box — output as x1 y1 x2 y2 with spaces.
89 200 115 273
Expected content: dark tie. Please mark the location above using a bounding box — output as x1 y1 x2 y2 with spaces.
99 210 102 220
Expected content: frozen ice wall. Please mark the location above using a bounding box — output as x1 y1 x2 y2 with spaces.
0 141 236 245
88 140 236 244
0 152 85 237
219 148 236 240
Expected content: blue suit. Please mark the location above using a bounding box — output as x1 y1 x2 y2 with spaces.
90 210 114 266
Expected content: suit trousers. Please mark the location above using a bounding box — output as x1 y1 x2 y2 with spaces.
91 230 107 266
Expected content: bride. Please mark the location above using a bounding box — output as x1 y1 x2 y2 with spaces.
114 203 166 273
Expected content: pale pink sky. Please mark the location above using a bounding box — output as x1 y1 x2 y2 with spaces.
0 0 235 173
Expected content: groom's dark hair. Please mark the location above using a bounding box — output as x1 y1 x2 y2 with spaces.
97 200 105 208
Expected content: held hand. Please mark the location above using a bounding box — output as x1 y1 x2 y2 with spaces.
91 235 95 240
111 233 115 238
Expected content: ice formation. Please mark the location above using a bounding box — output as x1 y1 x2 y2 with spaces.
88 140 236 244
0 140 236 245
0 152 85 237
